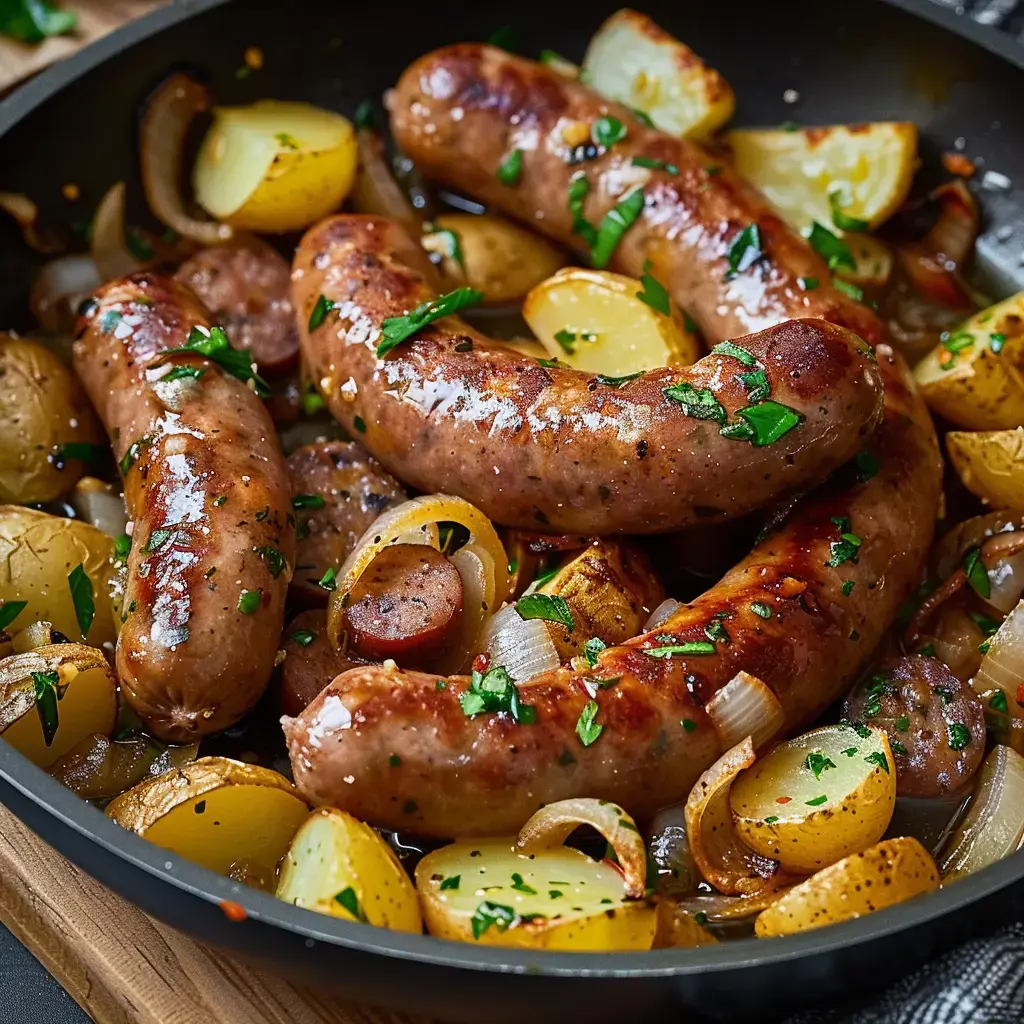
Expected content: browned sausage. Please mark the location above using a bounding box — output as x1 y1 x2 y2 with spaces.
844 655 985 797
344 544 463 662
294 215 883 534
279 609 363 717
175 239 299 374
287 440 406 601
73 274 294 741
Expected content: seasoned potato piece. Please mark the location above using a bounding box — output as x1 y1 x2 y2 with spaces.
753 837 939 937
947 428 1024 509
653 900 718 948
582 9 734 139
0 335 103 505
0 507 120 647
730 724 897 874
416 839 656 951
0 643 116 768
194 101 356 233
107 756 309 887
421 214 564 305
523 267 700 376
275 808 421 932
838 233 894 290
726 123 917 234
914 292 1024 431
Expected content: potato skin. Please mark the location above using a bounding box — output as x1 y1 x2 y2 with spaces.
947 428 1024 510
0 335 102 504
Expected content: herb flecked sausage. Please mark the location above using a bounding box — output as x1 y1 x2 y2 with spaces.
74 274 295 741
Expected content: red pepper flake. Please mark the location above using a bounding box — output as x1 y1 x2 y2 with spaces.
942 153 975 178
1016 684 1024 707
219 899 248 922
938 347 955 368
472 652 490 674
775 796 792 805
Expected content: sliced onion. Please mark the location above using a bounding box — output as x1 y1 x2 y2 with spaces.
974 599 1024 722
924 179 979 268
517 796 647 898
30 254 102 335
985 548 1024 615
648 803 700 896
141 73 233 245
440 545 490 674
483 603 560 684
672 887 796 928
705 671 785 752
12 621 63 653
327 494 510 655
91 182 144 282
0 192 64 253
644 598 680 632
70 478 127 538
939 744 1024 881
935 511 1023 580
684 737 793 896
350 129 423 240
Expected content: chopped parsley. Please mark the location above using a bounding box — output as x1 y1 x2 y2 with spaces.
487 25 518 51
855 449 881 481
584 636 607 668
389 753 401 767
353 100 375 130
990 691 1009 714
805 795 828 807
590 188 645 268
32 670 63 746
460 664 536 723
704 619 731 645
255 545 286 579
163 325 268 397
471 901 516 939
948 723 971 751
682 718 697 732
237 589 261 615
631 155 679 174
439 875 460 891
728 401 803 446
842 580 856 597
378 287 483 357
644 641 715 657
290 630 316 647
826 516 862 568
764 816 779 824
637 260 671 315
425 225 465 270
0 600 27 633
143 529 174 554
510 872 538 894
119 436 153 476
629 107 654 127
750 602 772 619
990 332 1006 354
725 224 763 278
67 564 94 638
55 441 104 463
497 149 523 186
798 276 819 291
1 0 77 42
865 750 890 773
894 715 910 732
292 494 326 510
663 382 726 423
568 175 595 246
807 222 856 271
334 886 368 923
833 278 864 302
805 752 836 779
593 116 627 148
963 548 991 600
712 341 758 367
353 416 367 433
318 568 337 592
828 190 869 232
515 593 574 631
595 370 643 387
575 699 603 746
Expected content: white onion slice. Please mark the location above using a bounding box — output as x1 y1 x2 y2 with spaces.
984 550 1024 615
644 598 680 632
483 603 561 684
974 599 1024 703
70 479 127 539
30 254 101 336
705 671 784 751
91 182 143 283
939 745 1024 881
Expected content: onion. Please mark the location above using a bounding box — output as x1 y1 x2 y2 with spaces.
30 254 101 336
91 182 143 283
70 478 127 538
12 621 63 652
705 671 785 751
644 598 680 632
897 246 974 310
517 796 647 898
919 607 985 682
653 900 718 948
939 745 1024 881
684 736 794 896
935 511 1023 580
483 603 561 683
648 803 700 896
0 192 65 253
140 73 233 245
985 547 1024 615
974 599 1024 721
924 179 979 268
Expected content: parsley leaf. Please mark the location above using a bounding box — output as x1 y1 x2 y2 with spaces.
712 341 758 367
515 593 574 632
584 636 607 668
575 699 603 746
334 886 368 922
725 224 763 278
471 901 516 939
807 223 856 271
0 600 27 633
963 548 991 600
829 190 869 232
460 664 536 724
162 325 269 398
663 382 726 423
637 261 671 315
644 641 716 657
32 670 62 746
732 400 802 446
590 188 645 268
377 288 483 357
805 752 836 779
67 564 94 638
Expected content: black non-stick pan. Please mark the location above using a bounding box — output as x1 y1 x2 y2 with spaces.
1 1 1023 1020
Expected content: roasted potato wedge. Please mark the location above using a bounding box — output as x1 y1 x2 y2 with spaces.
421 214 564 305
753 837 939 937
275 808 421 932
107 756 310 887
914 292 1024 430
730 724 897 874
0 506 119 647
726 123 917 234
947 428 1024 509
582 9 734 139
416 838 656 951
0 643 116 768
194 101 356 233
523 267 701 376
653 899 719 948
0 335 103 505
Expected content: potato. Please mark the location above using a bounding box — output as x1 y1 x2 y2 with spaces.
275 808 421 932
730 724 897 874
753 837 939 937
653 899 718 948
107 757 309 886
726 123 917 234
914 292 1024 430
581 9 735 140
0 335 103 505
947 428 1024 509
194 100 356 233
416 838 656 951
838 233 894 290
523 267 701 377
0 643 116 768
421 214 564 305
0 506 120 648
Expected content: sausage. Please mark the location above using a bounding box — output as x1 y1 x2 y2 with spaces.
283 343 943 835
294 215 883 535
344 544 463 662
73 274 295 741
844 655 985 798
388 45 884 348
287 440 406 601
279 609 363 717
175 239 299 375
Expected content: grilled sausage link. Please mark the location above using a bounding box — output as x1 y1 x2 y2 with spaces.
74 274 294 741
294 215 883 534
284 345 941 835
388 44 884 347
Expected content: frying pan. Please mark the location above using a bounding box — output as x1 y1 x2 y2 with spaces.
1 0 1023 1020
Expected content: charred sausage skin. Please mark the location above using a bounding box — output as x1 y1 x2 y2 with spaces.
74 274 295 741
294 215 883 534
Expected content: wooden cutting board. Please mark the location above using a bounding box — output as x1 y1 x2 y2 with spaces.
0 803 427 1024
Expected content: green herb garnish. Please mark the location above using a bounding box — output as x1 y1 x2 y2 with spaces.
807 222 856 271
805 752 836 779
865 750 890 773
631 156 679 174
584 636 607 668
67 564 94 638
510 872 537 895
644 641 716 657
0 0 77 43
725 224 762 278
575 699 603 746
163 325 268 397
334 886 368 922
712 341 758 367
593 116 627 148
377 288 483 357
32 670 63 746
471 900 516 939
828 190 869 232
497 149 524 186
0 600 27 633
663 381 726 423
291 630 316 647
590 188 645 268
439 875 460 891
292 494 326 510
255 545 286 579
805 795 828 807
237 589 261 615
750 602 772 619
460 664 536 724
948 723 971 751
637 260 671 315
964 548 990 600
515 593 574 631
731 400 802 446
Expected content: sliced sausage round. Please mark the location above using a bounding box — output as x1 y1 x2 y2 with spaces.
278 609 363 717
175 239 299 374
844 655 985 798
287 441 406 602
343 544 463 663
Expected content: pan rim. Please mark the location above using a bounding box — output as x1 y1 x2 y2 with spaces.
0 0 1022 981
